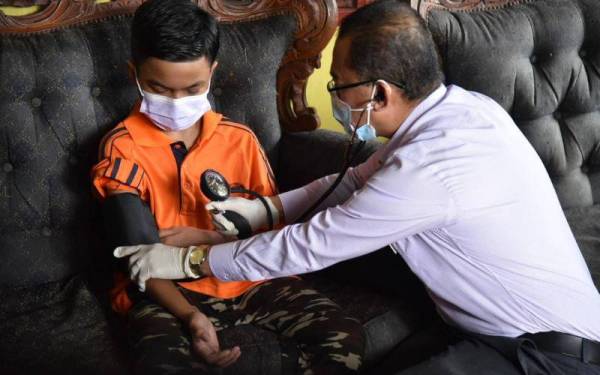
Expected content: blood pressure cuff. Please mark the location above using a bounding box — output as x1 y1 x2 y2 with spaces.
101 193 159 273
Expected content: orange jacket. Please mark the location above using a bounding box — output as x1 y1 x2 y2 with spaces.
91 106 277 314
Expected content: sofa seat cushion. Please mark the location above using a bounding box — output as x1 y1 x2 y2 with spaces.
301 248 432 367
565 204 600 290
0 275 128 375
304 275 424 367
212 325 282 375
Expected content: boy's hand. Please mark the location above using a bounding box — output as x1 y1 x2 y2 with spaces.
160 227 228 247
187 310 241 368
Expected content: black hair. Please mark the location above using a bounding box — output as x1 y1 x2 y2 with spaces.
339 0 443 101
131 0 219 65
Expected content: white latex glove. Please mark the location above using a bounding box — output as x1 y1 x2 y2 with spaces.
205 197 279 236
113 243 197 292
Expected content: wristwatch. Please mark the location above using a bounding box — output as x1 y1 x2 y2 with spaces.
188 245 209 277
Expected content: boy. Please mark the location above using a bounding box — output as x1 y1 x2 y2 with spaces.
91 0 365 374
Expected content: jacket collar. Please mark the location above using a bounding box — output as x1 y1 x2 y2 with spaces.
124 102 223 147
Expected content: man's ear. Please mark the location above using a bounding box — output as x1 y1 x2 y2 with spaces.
211 60 219 73
372 80 392 111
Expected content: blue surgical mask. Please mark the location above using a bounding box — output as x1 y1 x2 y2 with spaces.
331 85 378 141
135 76 212 132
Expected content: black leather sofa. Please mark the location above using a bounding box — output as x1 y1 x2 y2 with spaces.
1 0 599 374
0 1 423 374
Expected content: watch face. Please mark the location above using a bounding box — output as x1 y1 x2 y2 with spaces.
207 173 228 198
201 169 230 201
190 247 205 264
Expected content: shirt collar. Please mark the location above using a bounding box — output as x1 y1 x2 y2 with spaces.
388 84 448 145
124 102 223 147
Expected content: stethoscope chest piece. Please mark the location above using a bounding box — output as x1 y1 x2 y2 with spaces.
200 169 252 239
201 169 231 202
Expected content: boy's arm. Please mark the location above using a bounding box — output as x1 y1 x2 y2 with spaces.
145 278 197 321
98 191 238 365
145 278 241 367
93 130 239 365
146 279 200 324
159 226 230 247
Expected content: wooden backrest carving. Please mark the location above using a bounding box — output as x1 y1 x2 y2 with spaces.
0 0 338 132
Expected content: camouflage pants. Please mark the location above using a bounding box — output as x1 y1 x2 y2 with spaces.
127 277 365 375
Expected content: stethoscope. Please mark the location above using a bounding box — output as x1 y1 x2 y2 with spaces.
202 95 371 238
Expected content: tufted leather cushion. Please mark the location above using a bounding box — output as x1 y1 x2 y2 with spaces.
565 205 600 289
0 5 435 372
0 275 128 375
426 0 600 209
0 14 295 288
277 130 382 192
0 10 420 373
212 16 294 163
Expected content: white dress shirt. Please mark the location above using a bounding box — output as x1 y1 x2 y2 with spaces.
210 84 600 341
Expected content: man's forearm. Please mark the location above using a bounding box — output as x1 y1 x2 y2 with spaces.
145 278 197 322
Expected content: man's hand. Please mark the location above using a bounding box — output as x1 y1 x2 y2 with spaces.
159 227 229 247
186 310 241 367
113 243 197 291
206 196 280 236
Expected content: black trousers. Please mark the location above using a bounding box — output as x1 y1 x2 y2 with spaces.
395 330 600 375
319 248 600 375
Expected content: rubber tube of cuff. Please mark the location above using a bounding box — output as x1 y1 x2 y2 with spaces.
230 186 274 231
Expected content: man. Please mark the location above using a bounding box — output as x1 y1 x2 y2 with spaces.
95 1 365 374
116 0 600 374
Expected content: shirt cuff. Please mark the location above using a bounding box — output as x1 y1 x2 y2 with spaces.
279 187 311 223
207 243 242 281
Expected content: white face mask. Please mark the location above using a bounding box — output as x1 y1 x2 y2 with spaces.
331 84 378 141
135 76 212 132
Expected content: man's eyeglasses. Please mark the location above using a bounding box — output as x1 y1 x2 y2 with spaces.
327 79 406 93
327 79 375 93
